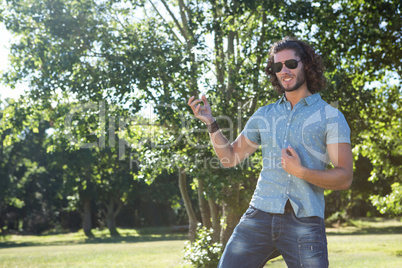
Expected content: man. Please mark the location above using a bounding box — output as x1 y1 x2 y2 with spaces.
188 37 353 267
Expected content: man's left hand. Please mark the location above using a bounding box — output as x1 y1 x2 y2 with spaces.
281 145 305 178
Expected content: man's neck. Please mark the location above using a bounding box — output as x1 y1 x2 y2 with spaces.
285 87 312 109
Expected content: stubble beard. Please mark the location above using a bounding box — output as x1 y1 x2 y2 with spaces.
280 72 306 93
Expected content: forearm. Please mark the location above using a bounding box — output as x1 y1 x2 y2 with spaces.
209 130 237 168
296 166 353 190
187 96 258 168
282 144 353 190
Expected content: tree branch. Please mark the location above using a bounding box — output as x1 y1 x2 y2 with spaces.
178 0 194 41
158 0 189 41
250 8 268 116
147 0 183 43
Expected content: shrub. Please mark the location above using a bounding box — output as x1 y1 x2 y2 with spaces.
183 224 223 268
370 182 402 217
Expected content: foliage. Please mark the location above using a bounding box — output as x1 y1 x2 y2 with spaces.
294 0 402 217
0 97 184 234
0 97 66 233
370 183 402 217
183 224 223 268
1 0 401 252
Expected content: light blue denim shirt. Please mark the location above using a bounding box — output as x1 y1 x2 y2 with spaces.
241 93 350 219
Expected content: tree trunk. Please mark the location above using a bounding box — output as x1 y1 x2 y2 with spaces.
220 181 241 246
208 197 220 243
225 22 236 101
197 178 211 228
178 167 199 243
82 198 93 238
253 14 267 114
105 198 122 237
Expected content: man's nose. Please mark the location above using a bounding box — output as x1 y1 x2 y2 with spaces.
281 66 291 74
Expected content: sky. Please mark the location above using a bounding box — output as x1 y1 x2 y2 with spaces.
0 22 27 100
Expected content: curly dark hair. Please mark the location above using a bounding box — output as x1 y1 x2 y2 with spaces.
265 37 326 94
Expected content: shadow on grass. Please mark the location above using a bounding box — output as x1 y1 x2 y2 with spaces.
327 225 402 236
326 218 402 236
0 227 189 249
83 233 188 244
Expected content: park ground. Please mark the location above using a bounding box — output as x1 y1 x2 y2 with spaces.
0 218 401 267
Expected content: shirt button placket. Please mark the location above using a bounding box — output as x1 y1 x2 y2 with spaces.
284 116 291 146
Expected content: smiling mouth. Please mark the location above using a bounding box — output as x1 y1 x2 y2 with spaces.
283 77 293 82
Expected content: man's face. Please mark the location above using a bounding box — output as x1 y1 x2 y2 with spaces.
274 49 307 93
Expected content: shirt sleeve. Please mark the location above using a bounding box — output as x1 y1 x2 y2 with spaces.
325 107 351 145
241 108 264 145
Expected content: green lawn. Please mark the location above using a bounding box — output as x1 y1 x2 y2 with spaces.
0 241 190 267
1 218 401 267
266 218 402 267
0 228 191 268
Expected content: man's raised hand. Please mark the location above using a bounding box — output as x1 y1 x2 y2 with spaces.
188 95 215 125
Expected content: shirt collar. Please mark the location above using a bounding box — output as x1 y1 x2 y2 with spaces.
279 94 287 104
279 93 321 106
304 93 321 106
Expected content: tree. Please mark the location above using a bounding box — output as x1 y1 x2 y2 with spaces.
49 98 145 236
0 97 67 234
3 0 288 243
294 0 401 217
1 0 148 236
3 0 401 255
0 98 32 233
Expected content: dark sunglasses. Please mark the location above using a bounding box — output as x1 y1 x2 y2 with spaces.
272 59 303 73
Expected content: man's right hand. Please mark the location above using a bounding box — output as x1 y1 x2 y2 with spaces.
188 95 259 168
188 95 215 125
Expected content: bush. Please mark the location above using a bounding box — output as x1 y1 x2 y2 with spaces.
183 224 223 268
370 182 402 217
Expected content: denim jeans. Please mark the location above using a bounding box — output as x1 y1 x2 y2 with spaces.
218 206 329 268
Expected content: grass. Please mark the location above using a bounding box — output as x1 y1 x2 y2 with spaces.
1 218 401 267
0 228 191 268
0 241 190 267
265 217 402 267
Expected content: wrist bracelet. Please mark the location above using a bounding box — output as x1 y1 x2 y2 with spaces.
207 120 219 133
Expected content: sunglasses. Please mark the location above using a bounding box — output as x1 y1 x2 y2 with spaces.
272 59 303 73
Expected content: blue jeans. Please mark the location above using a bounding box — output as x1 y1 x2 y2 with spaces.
218 206 328 268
